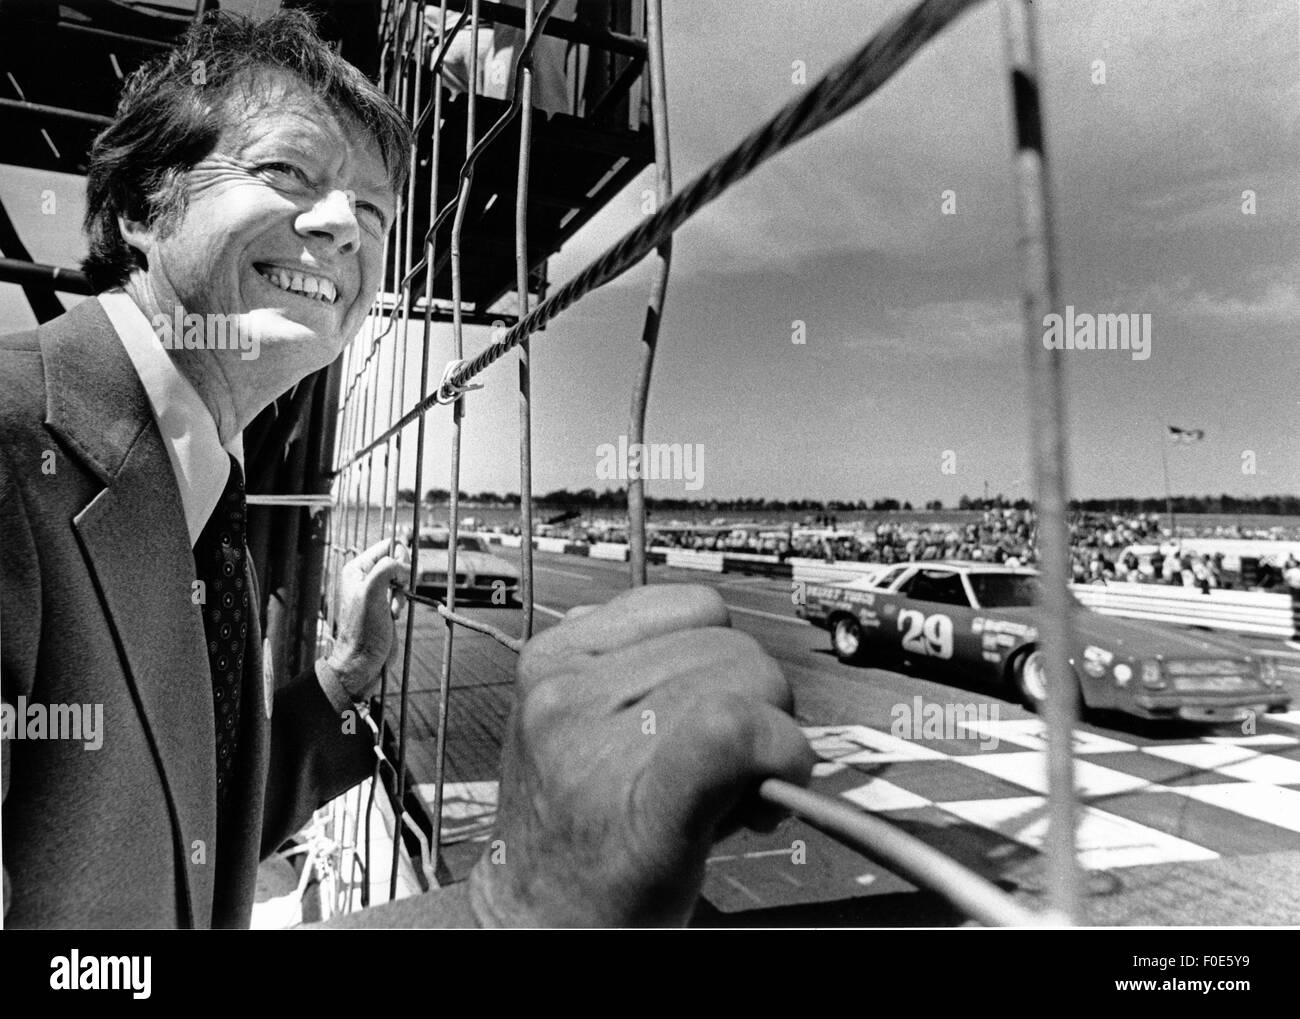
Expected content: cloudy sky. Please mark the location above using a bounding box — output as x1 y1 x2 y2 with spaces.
2 0 1297 506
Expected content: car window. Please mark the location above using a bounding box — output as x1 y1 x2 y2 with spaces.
898 569 971 607
967 573 1040 608
876 565 909 589
418 534 450 549
457 536 486 552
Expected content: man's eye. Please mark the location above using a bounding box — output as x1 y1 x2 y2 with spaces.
357 202 388 228
261 162 308 184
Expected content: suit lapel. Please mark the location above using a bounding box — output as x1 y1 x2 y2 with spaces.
42 299 217 928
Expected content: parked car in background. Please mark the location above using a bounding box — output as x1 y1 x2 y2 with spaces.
405 528 520 605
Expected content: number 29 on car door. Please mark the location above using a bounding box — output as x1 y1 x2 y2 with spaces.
896 608 954 659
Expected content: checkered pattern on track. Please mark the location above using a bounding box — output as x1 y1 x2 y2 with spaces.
804 712 1300 870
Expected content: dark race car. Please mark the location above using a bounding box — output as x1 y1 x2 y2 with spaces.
797 562 1291 724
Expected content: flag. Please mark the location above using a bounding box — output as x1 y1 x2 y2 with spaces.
1168 425 1205 443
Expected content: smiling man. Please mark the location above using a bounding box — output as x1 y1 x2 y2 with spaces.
0 10 811 929
0 11 413 929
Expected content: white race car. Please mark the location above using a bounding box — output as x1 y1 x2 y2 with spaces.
407 529 520 604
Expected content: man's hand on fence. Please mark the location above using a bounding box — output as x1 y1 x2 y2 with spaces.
468 584 815 927
320 539 410 703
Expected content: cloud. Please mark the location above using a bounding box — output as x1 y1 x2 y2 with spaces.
839 297 1020 359
1128 274 1300 324
1183 281 1300 323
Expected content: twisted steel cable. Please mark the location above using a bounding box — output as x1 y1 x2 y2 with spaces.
334 0 984 474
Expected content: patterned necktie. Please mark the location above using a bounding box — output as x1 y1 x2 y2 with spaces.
193 453 249 810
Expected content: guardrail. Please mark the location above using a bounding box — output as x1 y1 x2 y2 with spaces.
589 541 630 561
1073 582 1293 638
787 557 891 586
665 549 723 572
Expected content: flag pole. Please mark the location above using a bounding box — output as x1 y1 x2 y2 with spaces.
1160 425 1175 539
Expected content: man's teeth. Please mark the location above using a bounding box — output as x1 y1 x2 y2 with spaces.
256 266 338 304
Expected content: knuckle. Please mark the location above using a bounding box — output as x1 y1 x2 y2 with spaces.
703 629 789 703
691 691 758 753
519 675 568 733
706 626 762 656
678 583 726 618
516 640 555 689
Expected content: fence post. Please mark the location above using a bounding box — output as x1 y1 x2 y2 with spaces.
1001 0 1081 925
1289 573 1300 650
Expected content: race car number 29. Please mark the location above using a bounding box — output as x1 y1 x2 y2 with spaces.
897 609 954 659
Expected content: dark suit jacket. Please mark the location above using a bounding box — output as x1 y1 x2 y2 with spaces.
0 298 374 928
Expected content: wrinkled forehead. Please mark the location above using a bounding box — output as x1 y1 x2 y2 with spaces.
218 66 335 133
215 66 393 191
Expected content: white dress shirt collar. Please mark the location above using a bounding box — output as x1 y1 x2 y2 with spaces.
99 289 245 548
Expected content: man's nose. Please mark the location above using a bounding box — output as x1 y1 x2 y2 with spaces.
295 188 360 255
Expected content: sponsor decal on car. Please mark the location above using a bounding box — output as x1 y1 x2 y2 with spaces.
809 585 877 606
971 617 1037 641
981 632 1006 655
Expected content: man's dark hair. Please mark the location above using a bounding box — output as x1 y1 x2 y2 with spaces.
81 9 411 291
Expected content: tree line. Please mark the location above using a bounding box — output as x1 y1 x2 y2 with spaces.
395 488 1300 516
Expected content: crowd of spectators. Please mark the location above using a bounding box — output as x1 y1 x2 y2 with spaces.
558 509 1300 592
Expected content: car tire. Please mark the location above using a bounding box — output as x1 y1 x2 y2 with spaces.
1011 648 1049 710
831 615 867 665
1011 648 1083 716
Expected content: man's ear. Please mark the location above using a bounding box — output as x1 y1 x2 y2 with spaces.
117 213 154 257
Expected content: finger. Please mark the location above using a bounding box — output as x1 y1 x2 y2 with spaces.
637 698 815 849
558 627 790 711
351 538 395 575
564 604 599 620
386 619 403 670
365 556 411 593
719 797 791 837
520 585 729 690
540 585 729 653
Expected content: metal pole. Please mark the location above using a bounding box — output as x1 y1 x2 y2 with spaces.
388 0 425 900
430 0 481 886
0 256 94 295
400 0 450 886
627 0 673 587
516 0 538 637
1160 425 1175 540
1001 0 1081 925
